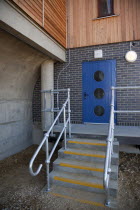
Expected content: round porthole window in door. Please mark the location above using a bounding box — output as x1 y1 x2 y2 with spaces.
94 88 105 99
94 71 104 81
94 106 105 116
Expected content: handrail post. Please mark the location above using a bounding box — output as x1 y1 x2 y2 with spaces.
68 88 71 138
46 135 50 191
44 92 47 130
56 91 60 124
104 86 115 207
51 90 54 136
63 105 67 150
111 87 115 154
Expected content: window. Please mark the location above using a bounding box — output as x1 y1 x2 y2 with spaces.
94 106 105 116
94 71 104 82
94 88 105 99
98 0 114 18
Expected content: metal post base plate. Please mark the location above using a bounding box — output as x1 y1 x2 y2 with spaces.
41 185 51 193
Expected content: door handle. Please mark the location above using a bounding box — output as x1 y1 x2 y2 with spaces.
84 92 89 99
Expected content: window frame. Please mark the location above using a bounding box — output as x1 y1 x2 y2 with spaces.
98 0 114 18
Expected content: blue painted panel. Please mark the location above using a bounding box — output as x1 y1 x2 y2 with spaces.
82 60 116 123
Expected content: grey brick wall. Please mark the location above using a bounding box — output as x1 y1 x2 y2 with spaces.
33 41 140 126
32 75 41 122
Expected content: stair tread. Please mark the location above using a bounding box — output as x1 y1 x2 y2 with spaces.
49 185 106 207
67 138 107 145
51 170 118 190
54 158 118 175
51 170 104 185
54 158 104 169
59 148 106 156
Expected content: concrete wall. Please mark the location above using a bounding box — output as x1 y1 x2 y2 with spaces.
0 29 47 160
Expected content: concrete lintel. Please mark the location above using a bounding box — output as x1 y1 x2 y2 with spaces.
0 0 66 62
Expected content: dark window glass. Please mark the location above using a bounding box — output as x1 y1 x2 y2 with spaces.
94 106 105 116
94 71 104 81
94 88 105 99
98 0 114 18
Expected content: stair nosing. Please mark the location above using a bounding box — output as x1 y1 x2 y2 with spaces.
54 158 104 172
67 140 107 146
59 162 104 172
60 147 105 154
53 175 104 190
51 171 103 185
51 170 118 190
67 138 106 142
64 150 105 158
49 192 105 207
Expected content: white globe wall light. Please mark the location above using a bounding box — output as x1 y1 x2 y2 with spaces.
125 50 137 62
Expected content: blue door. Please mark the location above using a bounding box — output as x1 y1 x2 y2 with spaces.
82 60 116 123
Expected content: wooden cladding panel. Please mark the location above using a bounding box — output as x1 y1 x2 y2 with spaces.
68 0 140 48
12 0 42 26
12 0 66 47
44 0 66 47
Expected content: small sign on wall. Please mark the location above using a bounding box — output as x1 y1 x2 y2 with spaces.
94 50 103 59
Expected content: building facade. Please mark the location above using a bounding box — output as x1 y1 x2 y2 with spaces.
1 0 140 160
33 0 140 126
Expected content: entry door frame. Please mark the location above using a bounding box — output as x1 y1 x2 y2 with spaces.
82 59 117 124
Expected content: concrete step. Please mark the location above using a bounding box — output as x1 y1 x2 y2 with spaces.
50 171 118 196
71 134 107 140
59 148 119 165
111 152 119 165
66 138 107 151
58 147 106 162
53 158 118 180
67 138 107 144
65 138 119 153
50 170 105 194
48 185 107 208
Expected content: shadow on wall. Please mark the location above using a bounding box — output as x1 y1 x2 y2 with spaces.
0 29 47 160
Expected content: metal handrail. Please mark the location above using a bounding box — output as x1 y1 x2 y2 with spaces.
29 89 71 191
112 86 140 90
104 86 140 206
104 87 115 206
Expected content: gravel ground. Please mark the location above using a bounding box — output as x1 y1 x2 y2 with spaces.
0 145 140 210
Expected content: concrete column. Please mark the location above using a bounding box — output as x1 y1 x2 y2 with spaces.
41 60 54 130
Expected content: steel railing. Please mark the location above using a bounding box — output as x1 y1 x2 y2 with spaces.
29 88 71 191
104 86 140 206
